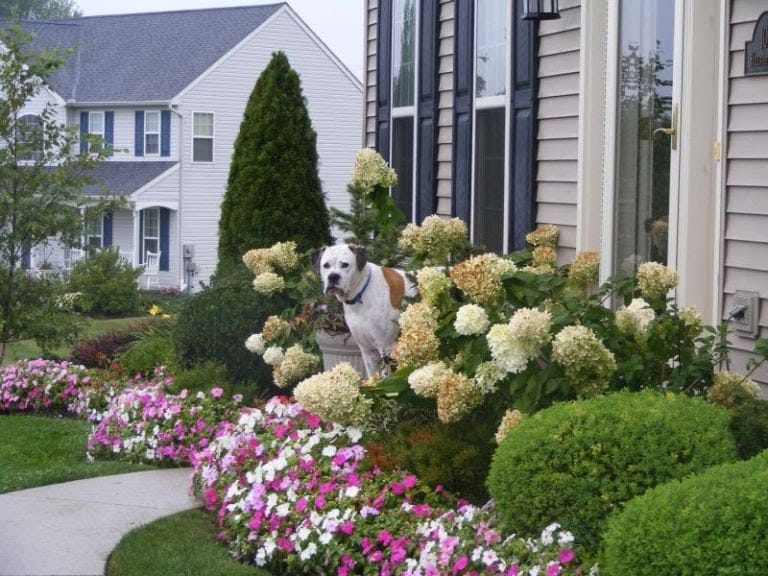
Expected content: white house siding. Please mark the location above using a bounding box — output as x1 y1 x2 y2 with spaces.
111 208 134 258
176 7 363 286
723 0 768 384
366 0 378 147
535 0 581 264
436 0 454 217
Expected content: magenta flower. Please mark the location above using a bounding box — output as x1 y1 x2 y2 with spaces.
210 387 224 398
558 549 575 564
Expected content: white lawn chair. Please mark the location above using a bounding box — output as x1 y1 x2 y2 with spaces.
64 248 85 276
141 250 161 290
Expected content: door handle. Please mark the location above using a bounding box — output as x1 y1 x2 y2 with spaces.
652 104 678 150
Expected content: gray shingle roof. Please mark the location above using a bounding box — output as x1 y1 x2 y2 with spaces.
82 161 178 196
3 4 283 103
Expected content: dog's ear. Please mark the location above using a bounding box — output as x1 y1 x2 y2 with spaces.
348 244 368 271
311 246 326 274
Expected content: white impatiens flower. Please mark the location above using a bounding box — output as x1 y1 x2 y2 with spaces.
262 346 285 366
245 333 266 354
454 304 491 336
408 361 452 398
615 298 655 335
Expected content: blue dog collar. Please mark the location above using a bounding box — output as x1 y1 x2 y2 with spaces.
344 270 373 305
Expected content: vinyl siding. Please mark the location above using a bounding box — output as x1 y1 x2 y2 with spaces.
436 0 454 217
724 0 768 384
365 0 378 147
535 0 580 264
178 7 363 286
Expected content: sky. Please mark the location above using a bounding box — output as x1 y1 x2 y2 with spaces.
74 0 365 80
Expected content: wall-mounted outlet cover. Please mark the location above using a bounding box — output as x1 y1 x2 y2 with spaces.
734 290 760 339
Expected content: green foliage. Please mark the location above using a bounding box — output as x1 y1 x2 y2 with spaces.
603 450 768 576
119 318 175 377
487 390 736 553
67 249 142 316
729 397 768 459
216 50 331 276
0 25 120 362
173 265 288 391
0 0 81 19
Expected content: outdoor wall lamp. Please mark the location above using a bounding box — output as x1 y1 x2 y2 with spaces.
521 0 561 21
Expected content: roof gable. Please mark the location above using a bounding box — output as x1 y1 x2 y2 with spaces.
3 4 284 103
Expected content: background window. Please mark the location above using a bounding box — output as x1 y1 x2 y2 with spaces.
84 216 103 249
145 111 160 155
391 117 415 220
89 112 104 153
475 0 507 98
142 208 160 261
18 114 43 161
193 113 214 162
473 108 506 253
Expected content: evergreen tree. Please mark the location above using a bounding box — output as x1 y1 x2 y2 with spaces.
217 51 331 276
0 0 82 20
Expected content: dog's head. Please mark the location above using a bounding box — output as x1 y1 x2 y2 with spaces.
312 244 368 300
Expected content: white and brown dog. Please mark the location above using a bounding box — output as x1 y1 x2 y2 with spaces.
313 244 415 377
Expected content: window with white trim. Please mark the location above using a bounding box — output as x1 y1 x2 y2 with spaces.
145 111 160 156
18 114 43 162
390 0 417 222
89 111 104 154
192 112 214 163
472 0 509 253
84 216 103 249
142 208 160 262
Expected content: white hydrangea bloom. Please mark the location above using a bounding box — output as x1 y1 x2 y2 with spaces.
245 333 265 354
408 362 452 398
615 298 655 335
263 346 285 366
454 304 491 336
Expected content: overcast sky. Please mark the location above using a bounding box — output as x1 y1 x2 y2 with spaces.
74 0 365 79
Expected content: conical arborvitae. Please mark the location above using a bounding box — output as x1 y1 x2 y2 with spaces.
217 51 331 276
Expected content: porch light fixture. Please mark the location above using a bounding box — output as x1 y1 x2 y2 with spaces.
521 0 560 21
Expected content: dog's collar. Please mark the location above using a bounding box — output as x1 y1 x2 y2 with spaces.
344 270 373 305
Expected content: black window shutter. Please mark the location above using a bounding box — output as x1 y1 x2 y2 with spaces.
161 110 171 157
416 0 438 221
452 0 474 223
105 111 114 147
103 211 113 246
135 111 144 157
79 112 89 155
376 0 393 160
508 0 537 251
159 208 170 271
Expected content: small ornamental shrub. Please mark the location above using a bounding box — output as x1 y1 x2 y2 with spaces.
603 450 768 576
173 266 288 390
487 390 736 552
69 321 152 368
119 329 175 378
729 397 768 459
67 249 143 316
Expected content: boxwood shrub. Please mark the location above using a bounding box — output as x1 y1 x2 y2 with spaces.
172 266 288 392
603 450 768 575
67 249 143 316
486 390 736 552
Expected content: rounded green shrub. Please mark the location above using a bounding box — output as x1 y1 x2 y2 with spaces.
172 266 288 392
119 326 176 378
487 390 736 552
603 450 768 576
67 249 142 316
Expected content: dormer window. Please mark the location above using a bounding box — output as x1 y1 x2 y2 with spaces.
145 111 160 155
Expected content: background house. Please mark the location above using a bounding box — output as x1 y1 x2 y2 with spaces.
9 3 363 289
365 0 767 385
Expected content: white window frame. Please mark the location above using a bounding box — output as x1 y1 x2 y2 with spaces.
389 0 419 224
191 112 214 163
470 0 511 252
142 207 160 263
144 110 161 156
18 114 44 162
89 111 104 154
83 215 103 249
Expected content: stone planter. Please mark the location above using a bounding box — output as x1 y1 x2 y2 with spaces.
315 330 365 377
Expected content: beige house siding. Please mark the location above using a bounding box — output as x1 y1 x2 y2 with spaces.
723 0 768 383
365 0 378 147
535 0 581 264
436 0 455 217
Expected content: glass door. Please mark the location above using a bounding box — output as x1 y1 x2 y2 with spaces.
612 0 681 276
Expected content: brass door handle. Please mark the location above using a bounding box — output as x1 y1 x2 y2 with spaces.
652 104 678 150
653 126 676 137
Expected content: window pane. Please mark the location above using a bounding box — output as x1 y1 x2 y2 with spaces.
146 134 159 155
18 114 43 161
144 209 159 237
145 111 160 132
392 0 416 108
475 0 507 98
193 138 213 162
193 113 214 137
144 239 159 259
473 107 506 253
90 112 104 134
391 116 414 221
88 235 102 248
614 0 674 274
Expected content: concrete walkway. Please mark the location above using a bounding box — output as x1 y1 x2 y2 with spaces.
0 469 197 576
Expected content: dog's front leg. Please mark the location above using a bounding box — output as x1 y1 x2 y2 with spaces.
359 347 383 379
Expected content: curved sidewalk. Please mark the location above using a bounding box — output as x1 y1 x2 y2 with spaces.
0 469 197 576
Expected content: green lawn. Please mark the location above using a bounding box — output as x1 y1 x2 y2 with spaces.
106 509 270 576
2 315 146 365
0 414 152 493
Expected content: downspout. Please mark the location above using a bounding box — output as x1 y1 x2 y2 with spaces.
169 102 185 290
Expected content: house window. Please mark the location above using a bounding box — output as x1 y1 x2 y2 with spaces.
192 112 214 162
145 111 160 156
472 0 509 253
84 216 103 249
89 111 104 153
18 114 43 161
142 208 160 262
390 0 417 222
